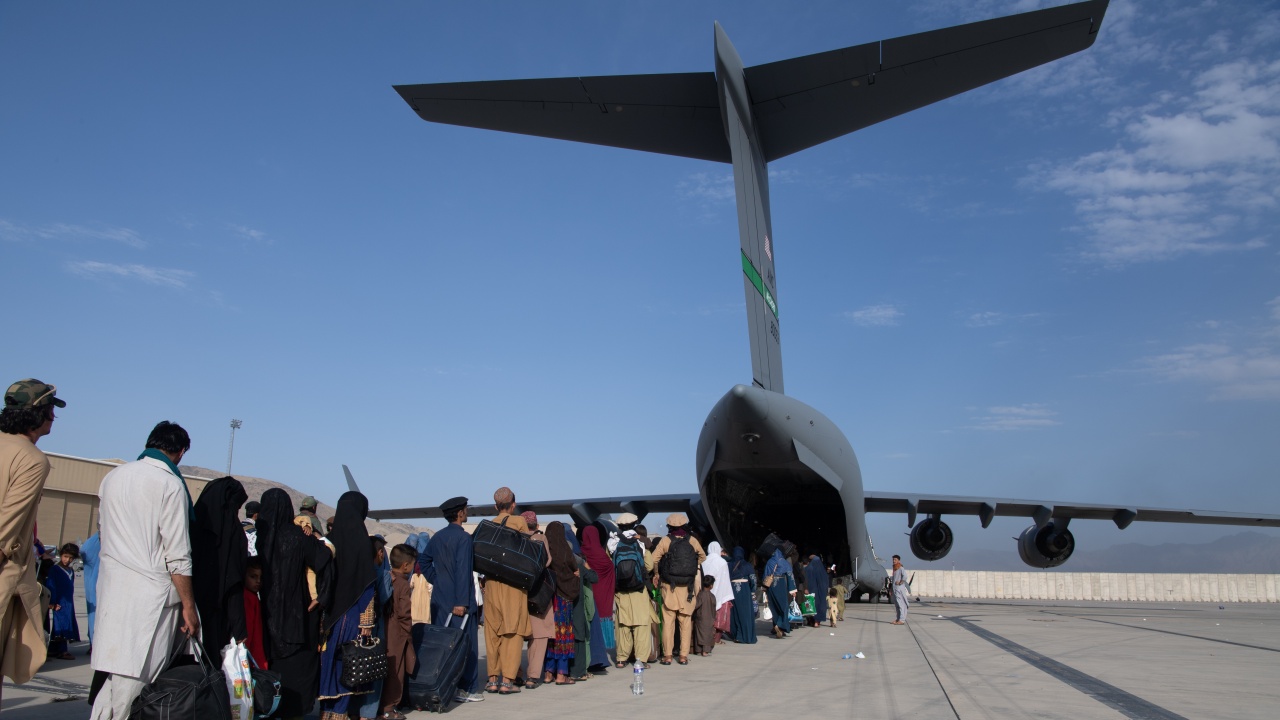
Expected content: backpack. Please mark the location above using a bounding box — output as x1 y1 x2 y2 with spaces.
658 535 698 591
613 537 647 593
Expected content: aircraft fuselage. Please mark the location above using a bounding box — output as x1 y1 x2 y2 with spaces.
697 384 885 592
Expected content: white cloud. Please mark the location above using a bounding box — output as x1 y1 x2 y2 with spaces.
846 304 903 327
965 311 1005 327
967 403 1060 431
677 171 735 204
68 260 194 289
1134 297 1280 400
1027 17 1280 266
1 219 146 249
230 224 269 243
1139 343 1280 400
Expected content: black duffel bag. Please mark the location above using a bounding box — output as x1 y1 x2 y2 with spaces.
472 518 546 591
527 567 556 616
130 639 230 720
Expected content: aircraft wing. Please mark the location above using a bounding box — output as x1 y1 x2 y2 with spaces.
393 73 730 162
748 0 1109 160
863 491 1280 530
369 493 700 527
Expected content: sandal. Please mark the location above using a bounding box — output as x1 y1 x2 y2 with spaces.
676 656 689 665
615 661 627 669
485 679 500 693
498 681 520 694
555 677 575 686
524 679 540 690
659 657 672 666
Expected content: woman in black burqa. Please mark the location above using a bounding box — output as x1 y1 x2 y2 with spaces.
257 488 333 720
316 491 378 720
191 475 249 662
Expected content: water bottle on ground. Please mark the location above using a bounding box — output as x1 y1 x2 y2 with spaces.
632 664 644 695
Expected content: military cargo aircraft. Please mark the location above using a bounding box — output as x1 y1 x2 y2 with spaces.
367 0 1280 596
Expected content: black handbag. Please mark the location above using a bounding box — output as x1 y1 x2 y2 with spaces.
130 639 230 720
339 635 388 687
246 649 282 718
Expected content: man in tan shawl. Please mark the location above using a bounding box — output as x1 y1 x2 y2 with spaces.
0 379 63 697
482 487 531 694
648 513 705 665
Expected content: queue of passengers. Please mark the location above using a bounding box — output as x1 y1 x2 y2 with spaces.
2 379 842 720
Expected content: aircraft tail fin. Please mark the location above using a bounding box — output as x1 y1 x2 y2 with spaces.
342 464 361 494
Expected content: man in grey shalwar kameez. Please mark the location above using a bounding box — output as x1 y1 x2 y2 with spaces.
91 421 199 719
890 554 909 625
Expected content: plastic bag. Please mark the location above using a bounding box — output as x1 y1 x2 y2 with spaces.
221 641 254 720
787 599 804 623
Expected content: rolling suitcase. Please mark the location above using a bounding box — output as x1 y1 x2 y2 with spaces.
406 614 469 713
472 519 546 591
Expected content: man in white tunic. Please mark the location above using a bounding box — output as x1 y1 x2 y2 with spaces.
890 554 910 625
91 421 199 719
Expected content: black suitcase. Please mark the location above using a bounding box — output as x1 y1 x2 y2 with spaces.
756 532 796 562
406 615 470 713
472 519 546 591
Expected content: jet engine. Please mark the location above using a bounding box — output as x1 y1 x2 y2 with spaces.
909 516 953 561
1017 522 1075 568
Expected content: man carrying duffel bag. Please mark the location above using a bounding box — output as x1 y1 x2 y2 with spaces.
478 487 531 695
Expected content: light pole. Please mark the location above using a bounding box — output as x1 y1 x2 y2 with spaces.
226 419 242 476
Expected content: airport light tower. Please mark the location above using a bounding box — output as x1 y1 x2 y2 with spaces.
226 418 242 476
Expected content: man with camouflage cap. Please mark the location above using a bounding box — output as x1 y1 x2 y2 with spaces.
0 379 64 694
299 495 325 538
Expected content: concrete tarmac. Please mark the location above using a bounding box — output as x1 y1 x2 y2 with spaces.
5 597 1277 719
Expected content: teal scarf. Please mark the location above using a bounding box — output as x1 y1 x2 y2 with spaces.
138 448 195 520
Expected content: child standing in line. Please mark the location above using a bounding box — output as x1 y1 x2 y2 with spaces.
379 544 418 720
243 557 267 668
691 576 716 657
45 543 81 659
827 587 839 628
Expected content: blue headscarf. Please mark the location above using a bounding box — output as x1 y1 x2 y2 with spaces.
763 548 791 578
563 524 582 555
729 546 753 580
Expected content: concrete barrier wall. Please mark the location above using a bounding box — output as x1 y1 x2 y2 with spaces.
909 571 1280 603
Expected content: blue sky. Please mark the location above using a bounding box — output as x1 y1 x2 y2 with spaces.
4 0 1279 561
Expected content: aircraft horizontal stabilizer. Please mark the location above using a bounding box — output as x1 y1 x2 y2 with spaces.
749 0 1109 160
394 73 729 162
863 491 1280 530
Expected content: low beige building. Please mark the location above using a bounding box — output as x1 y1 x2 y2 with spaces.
36 452 212 549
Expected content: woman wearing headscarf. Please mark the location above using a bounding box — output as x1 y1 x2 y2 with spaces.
762 548 795 639
257 488 334 720
579 525 615 671
563 525 598 681
542 521 579 685
727 547 757 644
803 554 831 627
317 491 378 720
191 476 249 663
701 542 734 644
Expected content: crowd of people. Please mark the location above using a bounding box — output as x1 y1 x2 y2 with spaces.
0 376 878 720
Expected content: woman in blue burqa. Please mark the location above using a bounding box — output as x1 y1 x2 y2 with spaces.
803 554 830 626
727 547 757 644
317 491 377 720
762 547 795 639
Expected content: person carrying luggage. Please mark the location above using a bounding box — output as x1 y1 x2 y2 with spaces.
423 496 482 704
480 487 531 695
648 513 705 666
